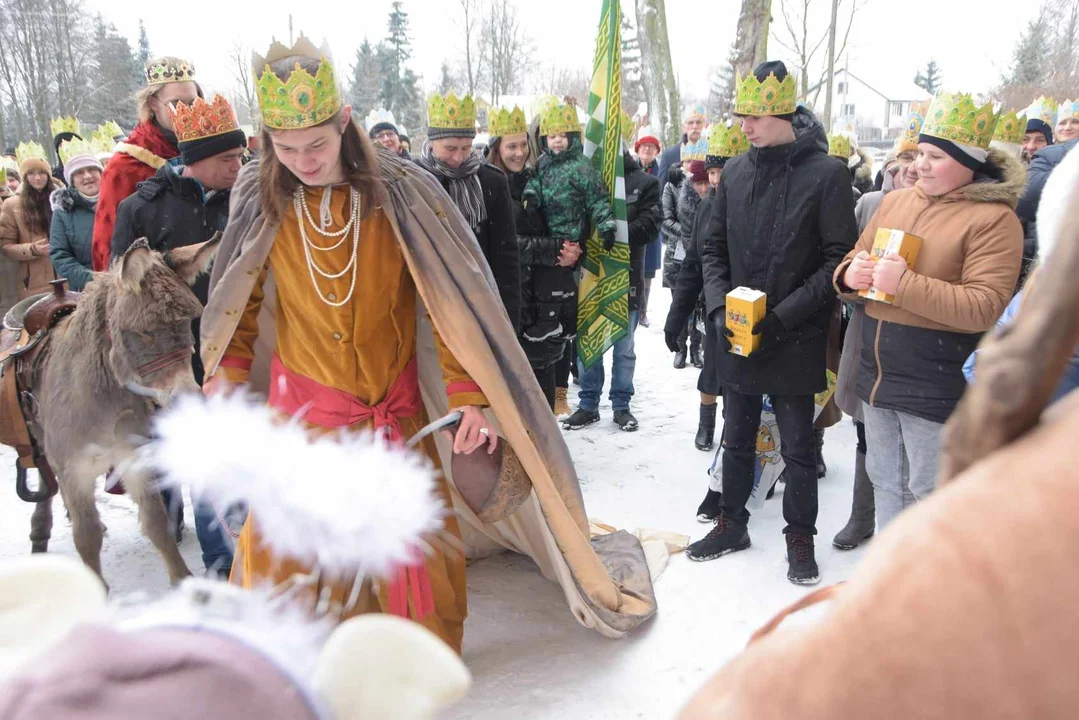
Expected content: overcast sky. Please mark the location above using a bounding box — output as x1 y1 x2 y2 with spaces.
89 0 1023 106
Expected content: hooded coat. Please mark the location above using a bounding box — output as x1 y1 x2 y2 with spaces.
834 147 1025 423
0 179 63 300
660 167 691 288
523 135 615 245
700 106 858 396
48 186 97 291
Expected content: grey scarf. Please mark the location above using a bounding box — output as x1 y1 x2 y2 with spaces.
417 142 488 230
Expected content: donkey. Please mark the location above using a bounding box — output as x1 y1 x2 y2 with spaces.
27 237 219 587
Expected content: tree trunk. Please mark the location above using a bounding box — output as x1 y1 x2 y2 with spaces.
732 0 772 81
635 0 679 146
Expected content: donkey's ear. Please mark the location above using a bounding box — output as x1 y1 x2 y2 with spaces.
118 239 156 294
164 232 222 287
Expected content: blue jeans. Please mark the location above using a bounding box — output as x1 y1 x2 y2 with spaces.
577 311 639 412
194 496 245 576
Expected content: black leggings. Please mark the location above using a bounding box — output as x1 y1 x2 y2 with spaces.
555 341 575 387
856 419 867 454
534 363 557 411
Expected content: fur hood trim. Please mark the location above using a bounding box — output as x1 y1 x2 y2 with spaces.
952 147 1027 208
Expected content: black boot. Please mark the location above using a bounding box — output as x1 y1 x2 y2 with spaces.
690 328 704 368
833 449 876 550
673 349 687 369
696 488 722 523
813 428 827 479
562 408 600 430
695 403 717 451
786 533 820 585
685 514 751 561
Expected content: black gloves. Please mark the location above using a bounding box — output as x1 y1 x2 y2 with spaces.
711 308 734 353
602 228 616 252
752 312 785 352
665 330 681 353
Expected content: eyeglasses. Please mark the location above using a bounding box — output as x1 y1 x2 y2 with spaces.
373 131 398 141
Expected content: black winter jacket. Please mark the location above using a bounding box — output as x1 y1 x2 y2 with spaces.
700 107 857 395
665 189 713 335
1016 138 1076 264
623 152 663 312
431 163 521 333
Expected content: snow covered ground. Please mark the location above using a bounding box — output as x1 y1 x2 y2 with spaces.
0 291 865 718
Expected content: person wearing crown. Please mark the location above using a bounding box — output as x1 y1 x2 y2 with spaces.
837 90 1023 532
1021 96 1057 165
50 115 83 183
0 142 61 300
91 55 201 274
48 138 104 291
366 108 408 159
417 92 520 333
690 61 857 586
1058 99 1079 142
658 103 707 189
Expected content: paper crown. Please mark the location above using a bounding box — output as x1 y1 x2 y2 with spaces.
735 72 797 116
683 104 707 122
15 141 47 166
489 106 528 137
96 121 124 140
1058 98 1079 122
1025 96 1058 127
681 137 709 162
50 116 80 137
145 56 196 86
621 111 635 143
58 137 95 166
0 166 6 186
364 107 397 131
828 133 853 159
168 94 241 144
90 136 114 156
899 101 929 148
707 122 750 158
992 108 1027 144
253 36 342 130
920 92 999 150
428 92 477 131
540 102 579 136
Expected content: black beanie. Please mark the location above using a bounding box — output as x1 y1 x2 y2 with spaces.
368 122 399 139
704 154 728 170
917 134 985 172
750 60 795 123
179 129 247 166
1025 118 1054 145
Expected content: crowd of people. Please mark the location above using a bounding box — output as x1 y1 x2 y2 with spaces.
0 34 1076 647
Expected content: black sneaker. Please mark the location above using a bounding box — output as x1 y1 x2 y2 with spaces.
786 533 820 585
696 489 722 523
562 409 600 430
685 515 751 562
613 409 638 432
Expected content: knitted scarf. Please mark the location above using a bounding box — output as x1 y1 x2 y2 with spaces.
417 142 488 230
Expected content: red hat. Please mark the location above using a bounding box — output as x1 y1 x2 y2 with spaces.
634 135 661 153
688 160 708 184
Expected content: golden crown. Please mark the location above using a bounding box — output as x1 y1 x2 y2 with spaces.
50 115 80 137
707 122 750 158
15 141 47 166
169 94 241 144
621 111 635 143
145 56 196 86
489 106 528 137
681 137 709 162
428 92 477 131
828 133 853 159
735 71 797 116
1058 98 1079 122
992 109 1027 144
540 102 580 136
253 36 342 131
58 137 95 166
1025 96 1058 127
683 103 707 122
0 166 6 186
921 92 999 150
90 136 114 156
96 121 124 140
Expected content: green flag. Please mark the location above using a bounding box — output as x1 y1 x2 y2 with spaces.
578 0 630 370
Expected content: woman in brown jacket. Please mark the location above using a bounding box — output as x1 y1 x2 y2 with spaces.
0 144 60 300
835 93 1024 530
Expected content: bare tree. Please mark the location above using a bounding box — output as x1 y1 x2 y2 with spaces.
731 0 772 82
635 0 680 144
479 0 532 106
456 0 484 95
531 64 590 104
230 43 259 131
772 0 863 105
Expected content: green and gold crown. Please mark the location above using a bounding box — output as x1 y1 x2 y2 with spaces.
828 133 853 159
735 71 797 116
58 137 95 166
50 115 80 137
920 92 999 150
489 106 528 137
1058 98 1079 122
145 56 196 86
540 102 580 136
428 92 477 131
1025 96 1058 127
707 122 750 158
621 111 635 144
0 166 6 187
15 141 47 166
681 137 709 162
253 36 342 131
90 136 114 156
95 121 124 140
992 108 1027 144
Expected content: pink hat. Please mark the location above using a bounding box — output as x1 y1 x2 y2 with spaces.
62 153 103 187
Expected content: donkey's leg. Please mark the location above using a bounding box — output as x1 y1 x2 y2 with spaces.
29 496 54 553
57 470 105 584
126 472 191 584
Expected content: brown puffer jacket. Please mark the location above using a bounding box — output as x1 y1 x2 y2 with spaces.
0 181 62 301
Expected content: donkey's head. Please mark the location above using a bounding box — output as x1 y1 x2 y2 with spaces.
107 237 220 404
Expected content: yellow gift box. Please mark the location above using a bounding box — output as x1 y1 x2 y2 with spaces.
726 287 767 357
860 228 922 304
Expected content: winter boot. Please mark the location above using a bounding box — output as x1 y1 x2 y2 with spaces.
832 449 876 550
696 489 722 523
613 409 639 432
562 408 600 431
554 387 571 417
673 348 687 369
690 330 704 368
685 515 751 562
695 403 717 451
813 428 827 478
786 533 820 585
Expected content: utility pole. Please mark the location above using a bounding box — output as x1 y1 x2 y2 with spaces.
823 0 839 133
289 14 294 45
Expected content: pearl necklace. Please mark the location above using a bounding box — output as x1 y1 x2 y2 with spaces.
293 186 361 308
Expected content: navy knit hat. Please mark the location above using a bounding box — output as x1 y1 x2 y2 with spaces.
1025 118 1054 145
179 129 247 166
368 122 399 139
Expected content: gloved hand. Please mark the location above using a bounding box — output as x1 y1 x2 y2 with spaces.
602 228 616 252
665 330 681 353
711 309 734 353
752 312 786 352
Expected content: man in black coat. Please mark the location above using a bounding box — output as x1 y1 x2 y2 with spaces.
689 61 857 585
1016 137 1076 283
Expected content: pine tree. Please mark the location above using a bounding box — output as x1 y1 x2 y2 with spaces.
83 17 142 129
438 61 458 94
348 39 383 118
707 45 738 119
381 1 413 113
914 60 942 94
1007 15 1052 85
137 19 152 66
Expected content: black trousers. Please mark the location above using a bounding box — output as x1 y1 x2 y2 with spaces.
555 340 575 387
534 363 557 411
721 389 817 535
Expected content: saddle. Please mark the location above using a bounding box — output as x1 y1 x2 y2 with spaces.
0 279 80 502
